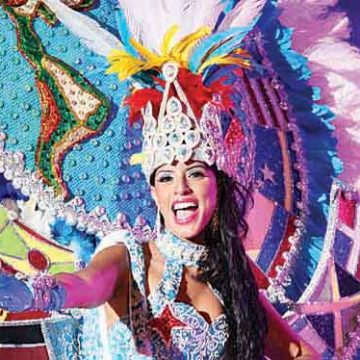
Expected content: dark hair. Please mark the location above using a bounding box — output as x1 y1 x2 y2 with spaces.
201 170 267 359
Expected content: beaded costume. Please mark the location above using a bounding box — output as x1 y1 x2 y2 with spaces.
0 0 360 359
79 230 228 359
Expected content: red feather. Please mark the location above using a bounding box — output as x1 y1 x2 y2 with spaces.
124 89 162 126
124 68 235 126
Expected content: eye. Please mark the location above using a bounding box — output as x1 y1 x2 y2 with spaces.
156 174 173 183
188 170 205 179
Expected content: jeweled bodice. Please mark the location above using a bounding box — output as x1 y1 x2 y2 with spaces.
80 230 229 359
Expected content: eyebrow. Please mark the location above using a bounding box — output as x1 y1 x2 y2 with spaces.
187 164 207 171
155 169 174 176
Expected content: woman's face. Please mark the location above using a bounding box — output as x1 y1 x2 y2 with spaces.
151 161 218 242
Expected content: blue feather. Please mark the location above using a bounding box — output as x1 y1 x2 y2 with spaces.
51 220 100 264
257 3 341 301
189 22 256 73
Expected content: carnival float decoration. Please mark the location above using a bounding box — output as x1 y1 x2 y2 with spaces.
0 0 359 358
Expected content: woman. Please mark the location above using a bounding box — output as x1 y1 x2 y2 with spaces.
0 1 321 357
0 60 319 356
0 161 318 359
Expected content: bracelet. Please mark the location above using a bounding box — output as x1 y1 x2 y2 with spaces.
31 275 66 311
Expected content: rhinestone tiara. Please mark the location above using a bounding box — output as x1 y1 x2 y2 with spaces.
135 62 228 180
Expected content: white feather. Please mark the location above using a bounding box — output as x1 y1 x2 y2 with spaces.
118 0 225 52
43 0 122 57
218 0 267 31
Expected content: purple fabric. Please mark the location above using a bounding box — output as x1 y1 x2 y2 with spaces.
0 273 33 312
307 314 335 349
0 174 28 201
335 263 360 298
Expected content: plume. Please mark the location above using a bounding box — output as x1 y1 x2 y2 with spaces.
118 0 225 52
278 0 360 189
217 0 267 30
189 0 266 72
43 0 123 57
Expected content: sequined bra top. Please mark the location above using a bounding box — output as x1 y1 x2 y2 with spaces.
80 230 229 359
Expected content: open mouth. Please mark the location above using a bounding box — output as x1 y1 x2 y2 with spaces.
172 201 199 223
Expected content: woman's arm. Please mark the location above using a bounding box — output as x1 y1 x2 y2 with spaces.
55 244 129 309
0 198 130 311
0 243 129 312
261 293 321 359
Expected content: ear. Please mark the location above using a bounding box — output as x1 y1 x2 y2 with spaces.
150 186 159 208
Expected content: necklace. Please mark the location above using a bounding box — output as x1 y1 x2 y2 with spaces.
154 230 208 267
150 230 208 314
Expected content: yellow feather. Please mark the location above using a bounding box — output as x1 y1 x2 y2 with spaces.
107 50 148 80
106 25 251 81
198 56 251 73
130 38 159 63
130 153 145 165
161 25 180 55
170 27 211 66
195 37 233 72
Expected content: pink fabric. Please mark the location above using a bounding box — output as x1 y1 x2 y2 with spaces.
338 194 356 229
246 191 275 255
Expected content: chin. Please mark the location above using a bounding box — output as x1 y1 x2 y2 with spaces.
168 223 205 242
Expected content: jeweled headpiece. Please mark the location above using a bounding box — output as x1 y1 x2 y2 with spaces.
132 62 227 180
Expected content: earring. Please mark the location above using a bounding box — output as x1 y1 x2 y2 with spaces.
210 207 219 237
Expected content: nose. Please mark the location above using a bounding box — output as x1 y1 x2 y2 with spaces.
174 174 191 195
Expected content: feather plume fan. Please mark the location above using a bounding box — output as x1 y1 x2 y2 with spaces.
118 0 266 73
278 0 360 189
118 0 225 52
43 0 123 57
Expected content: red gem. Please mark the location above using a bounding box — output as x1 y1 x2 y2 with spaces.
28 249 49 271
148 305 187 345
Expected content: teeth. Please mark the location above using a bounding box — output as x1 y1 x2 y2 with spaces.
173 202 197 211
176 209 195 220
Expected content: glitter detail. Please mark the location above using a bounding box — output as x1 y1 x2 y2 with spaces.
138 63 228 180
148 305 187 346
12 0 38 16
155 230 208 267
42 58 102 124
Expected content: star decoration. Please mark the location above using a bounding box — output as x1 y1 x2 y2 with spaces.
260 164 276 184
148 305 187 346
255 178 265 189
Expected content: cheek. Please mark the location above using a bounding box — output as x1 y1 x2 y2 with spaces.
152 185 170 213
201 180 218 216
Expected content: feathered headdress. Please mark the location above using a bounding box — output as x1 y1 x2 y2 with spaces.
42 0 267 179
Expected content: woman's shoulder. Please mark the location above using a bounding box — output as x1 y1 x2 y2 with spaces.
95 229 136 254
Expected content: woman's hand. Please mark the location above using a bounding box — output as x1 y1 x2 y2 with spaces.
260 293 321 359
0 243 129 312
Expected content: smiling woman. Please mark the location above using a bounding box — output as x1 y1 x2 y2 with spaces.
0 0 326 358
149 161 266 358
151 162 218 242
